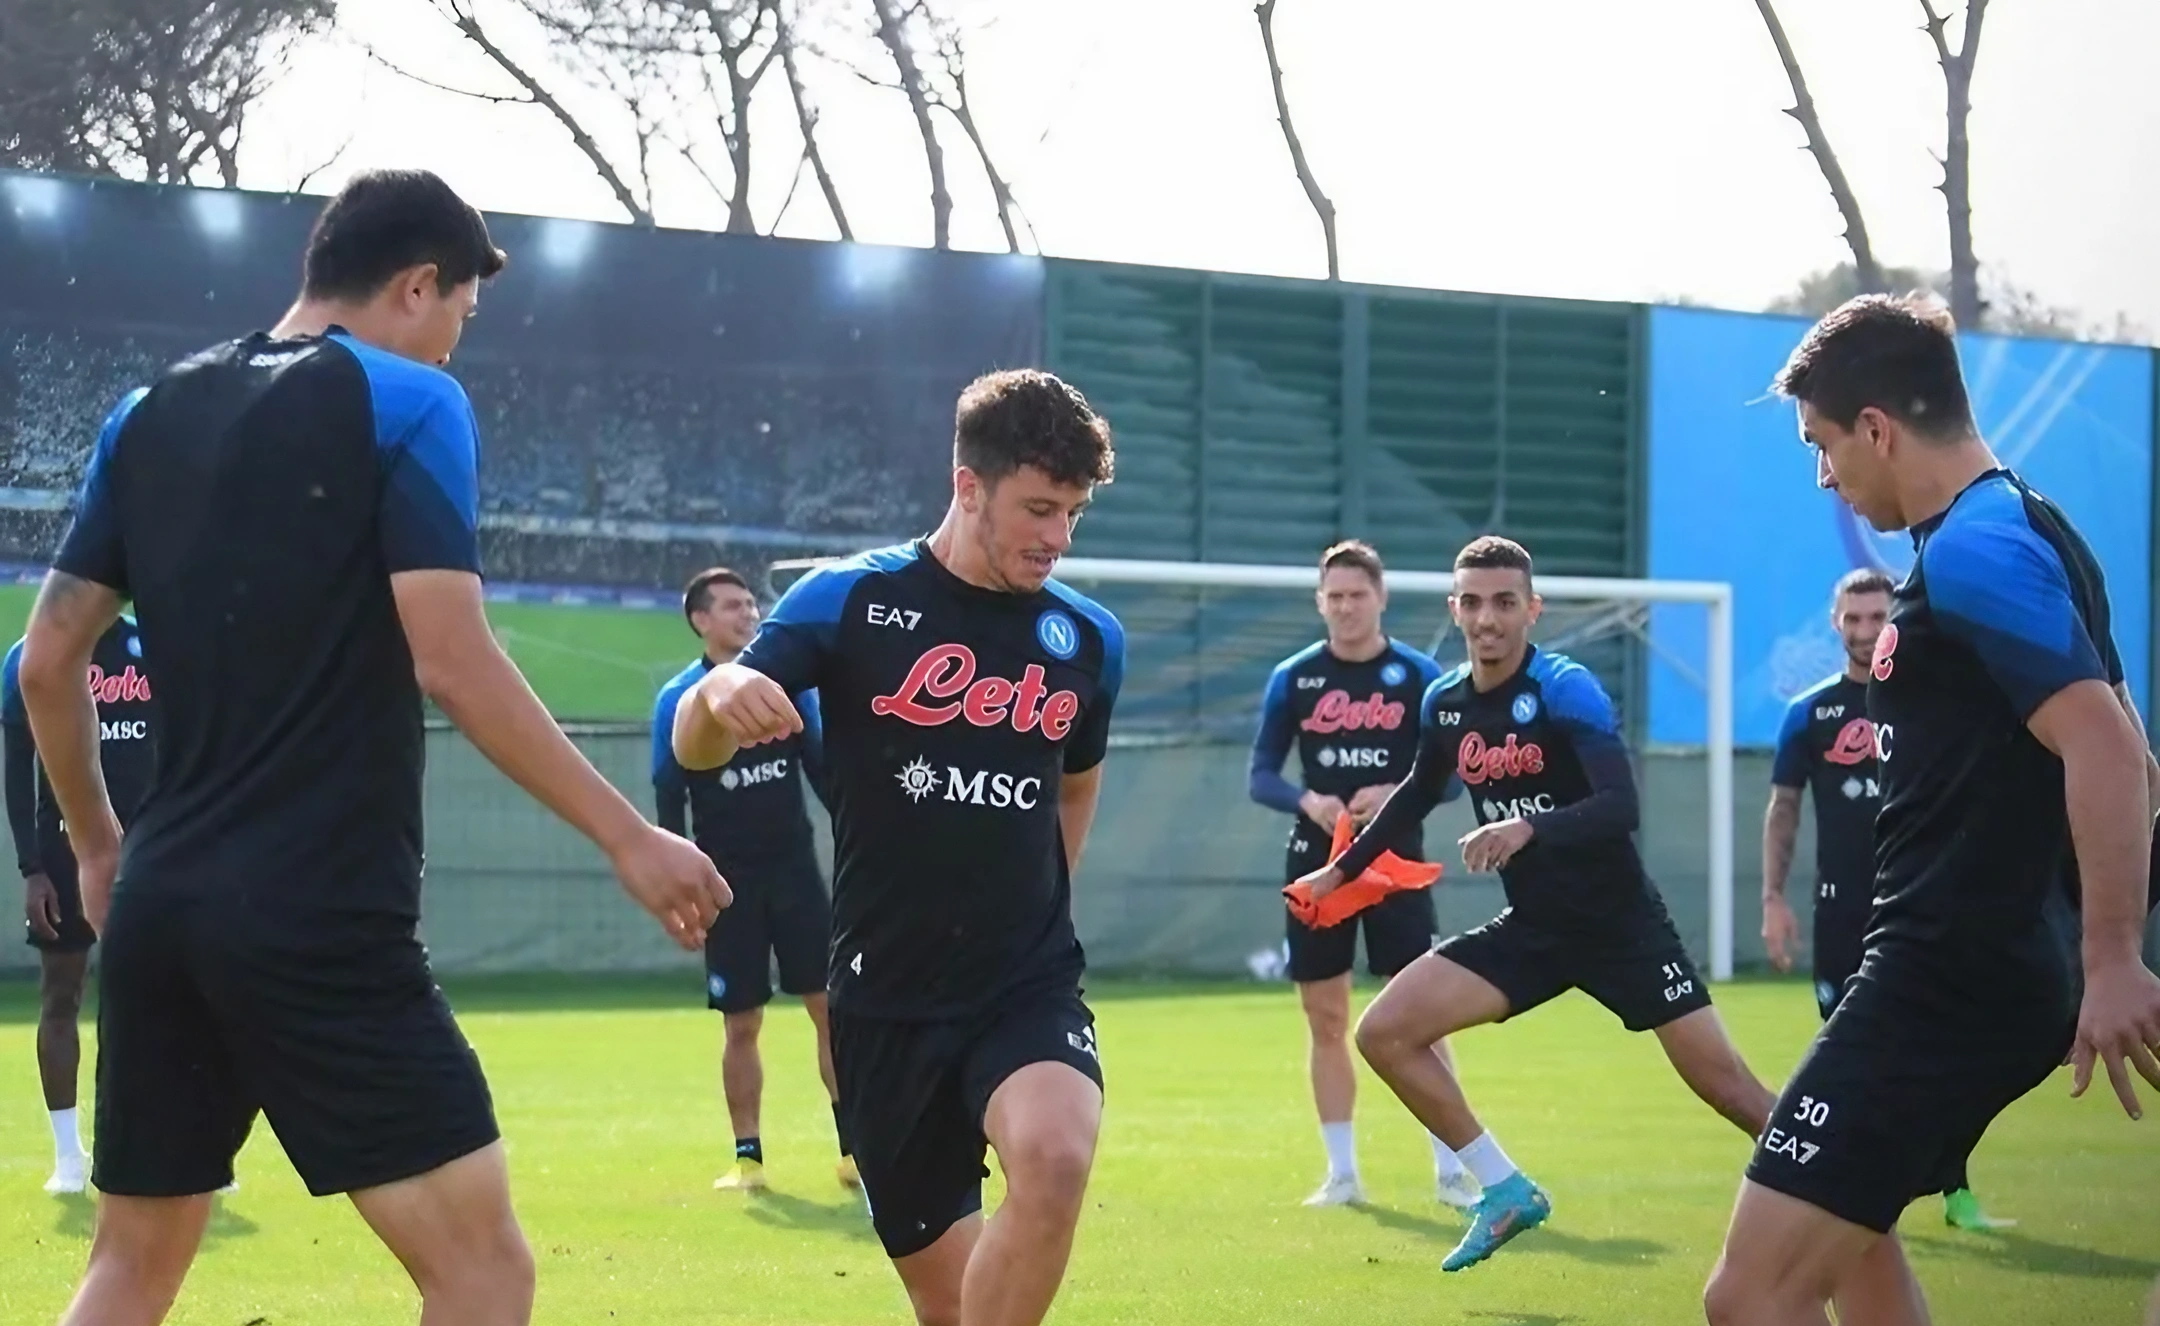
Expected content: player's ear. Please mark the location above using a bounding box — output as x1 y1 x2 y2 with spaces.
1525 592 1544 625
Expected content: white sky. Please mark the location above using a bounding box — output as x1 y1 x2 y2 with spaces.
242 0 2160 339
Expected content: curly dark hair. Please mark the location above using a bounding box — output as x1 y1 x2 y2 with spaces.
954 369 1115 488
1454 535 1533 584
1772 293 1974 441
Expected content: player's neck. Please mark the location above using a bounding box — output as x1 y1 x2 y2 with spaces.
1469 643 1530 693
272 297 416 362
1895 436 2001 529
705 646 740 667
1844 661 1870 685
925 511 1015 593
1325 630 1388 663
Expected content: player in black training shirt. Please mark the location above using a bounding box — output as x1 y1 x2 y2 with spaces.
652 565 852 1192
673 370 1121 1326
1299 536 1780 1275
1707 295 2160 1326
19 170 723 1326
1247 540 1475 1210
2 617 153 1195
1762 567 2013 1234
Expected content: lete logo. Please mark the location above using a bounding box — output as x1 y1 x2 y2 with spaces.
1457 731 1544 786
1300 690 1405 735
1870 624 1899 683
873 644 1081 740
1824 717 1875 767
88 664 151 704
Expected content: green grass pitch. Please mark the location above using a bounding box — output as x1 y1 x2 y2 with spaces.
1 978 2153 1324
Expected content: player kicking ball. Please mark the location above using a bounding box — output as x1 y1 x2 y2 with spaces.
1296 535 1780 1274
1247 540 1475 1210
674 369 1124 1326
1705 296 2160 1324
1762 566 2011 1232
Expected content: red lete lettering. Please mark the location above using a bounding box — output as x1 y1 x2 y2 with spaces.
1824 717 1876 767
1456 731 1544 786
88 664 151 704
873 643 1081 741
1300 690 1406 735
1870 624 1899 683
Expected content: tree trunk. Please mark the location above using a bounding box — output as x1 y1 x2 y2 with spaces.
1253 0 1337 280
869 0 950 250
944 66 1020 253
1752 0 1881 294
1920 0 1987 328
774 0 851 240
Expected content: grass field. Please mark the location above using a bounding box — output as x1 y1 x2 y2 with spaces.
0 977 2153 1325
0 584 686 721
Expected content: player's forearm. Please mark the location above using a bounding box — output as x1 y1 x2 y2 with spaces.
1060 768 1103 873
2061 726 2154 969
673 675 741 772
1247 764 1303 815
1524 739 1639 848
1761 797 1801 901
19 658 116 857
1334 776 1438 877
3 723 42 873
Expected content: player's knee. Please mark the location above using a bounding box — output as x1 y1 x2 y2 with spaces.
1304 1002 1350 1045
1002 1126 1097 1210
1353 1003 1414 1067
723 1009 764 1045
420 1221 534 1318
1702 1260 1756 1326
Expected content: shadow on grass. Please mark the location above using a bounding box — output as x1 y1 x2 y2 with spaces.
1905 1228 2159 1282
1464 1313 1578 1326
50 1191 260 1243
1354 1203 1666 1267
739 1190 878 1245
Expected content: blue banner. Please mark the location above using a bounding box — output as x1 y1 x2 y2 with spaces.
1646 305 2153 746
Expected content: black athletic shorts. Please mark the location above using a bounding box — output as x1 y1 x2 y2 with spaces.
1746 955 2074 1233
1282 838 1437 984
23 833 96 954
92 887 499 1198
1811 881 1869 1021
1437 896 1712 1032
703 849 830 1014
833 986 1103 1259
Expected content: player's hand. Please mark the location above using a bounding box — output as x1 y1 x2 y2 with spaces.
1299 791 1348 833
1295 865 1345 902
1459 818 1534 873
22 872 60 941
609 824 732 951
1348 784 1396 826
1761 894 1800 973
697 663 803 750
2069 958 2160 1120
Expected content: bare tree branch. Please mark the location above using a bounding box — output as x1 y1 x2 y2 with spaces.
360 41 535 105
1253 0 1336 280
1917 0 1987 328
926 15 1022 253
773 0 851 240
1751 0 1881 295
291 127 358 193
869 0 951 249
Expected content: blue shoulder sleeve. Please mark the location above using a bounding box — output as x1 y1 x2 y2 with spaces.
650 673 692 836
1925 516 2107 720
337 336 482 576
1062 597 1125 775
1771 694 1814 788
797 689 832 809
0 639 25 729
1541 659 1625 756
738 564 859 698
1248 658 1304 814
52 388 148 593
1419 678 1466 804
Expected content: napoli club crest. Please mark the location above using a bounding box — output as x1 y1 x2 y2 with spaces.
1036 609 1079 660
1380 661 1407 687
1511 692 1540 725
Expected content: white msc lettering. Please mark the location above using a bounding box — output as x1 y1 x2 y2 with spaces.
1873 723 1894 762
1480 793 1556 819
100 720 148 741
867 603 921 630
944 767 1043 809
1330 747 1389 769
719 758 790 791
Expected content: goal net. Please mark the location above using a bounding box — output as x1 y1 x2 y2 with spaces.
772 556 1738 981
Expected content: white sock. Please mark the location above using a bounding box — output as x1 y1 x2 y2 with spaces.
49 1108 82 1161
1430 1133 1469 1180
1457 1131 1518 1189
1320 1121 1358 1180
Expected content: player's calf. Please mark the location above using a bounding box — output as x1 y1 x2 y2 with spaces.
1654 1006 1776 1137
351 1143 536 1326
1705 1181 1909 1326
60 1194 215 1326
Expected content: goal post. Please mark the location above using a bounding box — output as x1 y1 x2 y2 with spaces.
770 554 1738 981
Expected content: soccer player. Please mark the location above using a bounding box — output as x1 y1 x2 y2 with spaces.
1297 535 1780 1274
21 169 725 1326
1762 566 2010 1232
1705 295 2160 1325
653 565 853 1192
1248 539 1475 1210
672 369 1121 1326
3 617 153 1194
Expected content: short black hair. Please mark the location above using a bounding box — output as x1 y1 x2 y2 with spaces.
1454 535 1533 584
682 566 750 629
1772 293 1974 441
302 169 507 302
1835 567 1896 599
1320 539 1383 585
954 369 1115 489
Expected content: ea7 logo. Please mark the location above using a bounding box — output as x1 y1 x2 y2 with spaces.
1431 710 1463 726
1814 704 1845 720
1760 1126 1821 1166
867 603 921 630
1295 675 1328 690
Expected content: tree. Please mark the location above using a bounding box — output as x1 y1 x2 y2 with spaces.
1749 0 1880 295
1253 0 1336 280
1916 0 1989 331
865 0 952 249
773 0 850 240
0 0 332 187
1769 263 2143 345
1767 262 1942 317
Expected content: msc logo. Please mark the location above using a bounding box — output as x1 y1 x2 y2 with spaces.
1457 731 1544 786
1824 717 1875 767
1295 675 1328 690
1838 776 1879 801
99 720 148 741
1873 723 1895 763
88 664 151 704
1480 793 1554 820
867 603 921 630
1870 624 1899 682
719 757 790 791
1300 690 1405 734
874 644 1082 741
892 758 1044 809
1317 747 1389 769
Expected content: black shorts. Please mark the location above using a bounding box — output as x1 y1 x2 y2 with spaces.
23 836 97 954
1746 967 2074 1233
93 887 499 1198
1283 839 1437 983
833 987 1103 1259
704 851 830 1014
1437 898 1712 1032
1811 887 1868 1020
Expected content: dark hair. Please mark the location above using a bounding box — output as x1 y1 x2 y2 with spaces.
1454 535 1533 583
1835 567 1896 600
682 566 750 629
302 169 507 302
1772 293 1974 441
1320 539 1383 586
954 369 1115 488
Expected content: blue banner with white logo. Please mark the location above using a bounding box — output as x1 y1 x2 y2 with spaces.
1645 306 2154 747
